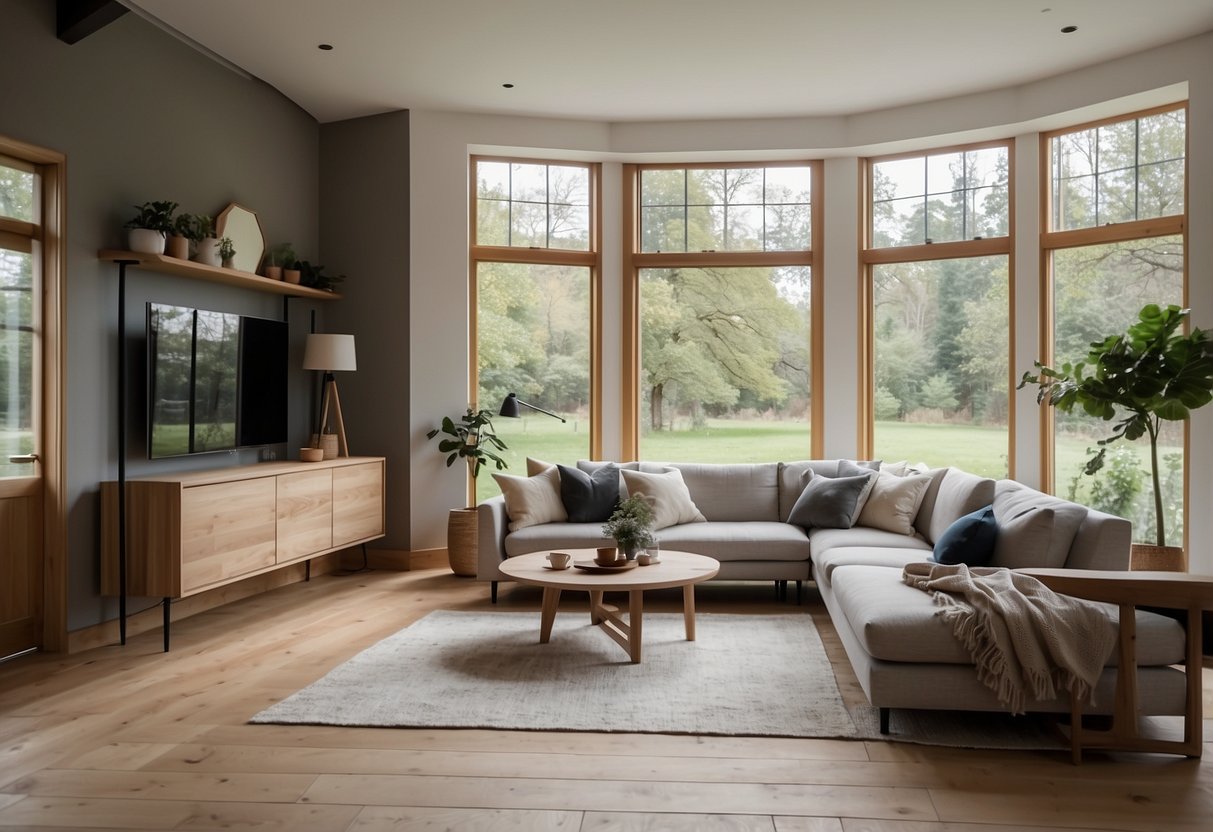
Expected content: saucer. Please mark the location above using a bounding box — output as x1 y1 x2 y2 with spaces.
543 564 571 571
573 559 639 573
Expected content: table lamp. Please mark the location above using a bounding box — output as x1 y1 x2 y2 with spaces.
499 392 566 423
303 333 357 457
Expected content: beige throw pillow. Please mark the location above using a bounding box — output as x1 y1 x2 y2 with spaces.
526 457 555 476
620 468 707 530
492 466 567 532
856 469 933 535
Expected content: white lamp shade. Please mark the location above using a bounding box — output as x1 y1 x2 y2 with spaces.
303 333 357 372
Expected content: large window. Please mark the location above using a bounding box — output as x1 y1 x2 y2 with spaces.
865 142 1012 477
0 156 37 478
1043 106 1186 545
627 163 820 462
471 158 599 501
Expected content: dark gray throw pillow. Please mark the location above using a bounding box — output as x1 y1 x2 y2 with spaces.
932 505 998 566
787 469 876 530
556 462 620 522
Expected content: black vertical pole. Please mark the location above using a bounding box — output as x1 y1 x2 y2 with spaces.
117 261 130 645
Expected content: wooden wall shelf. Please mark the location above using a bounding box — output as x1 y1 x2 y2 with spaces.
99 249 341 300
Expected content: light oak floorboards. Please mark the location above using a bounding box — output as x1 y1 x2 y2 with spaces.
0 558 1210 831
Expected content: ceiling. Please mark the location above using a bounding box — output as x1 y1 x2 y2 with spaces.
124 0 1213 124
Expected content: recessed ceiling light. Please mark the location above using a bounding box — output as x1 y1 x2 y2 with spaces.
318 43 334 50
1060 25 1077 33
502 83 515 89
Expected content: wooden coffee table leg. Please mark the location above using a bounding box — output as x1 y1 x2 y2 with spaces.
588 590 604 624
628 590 643 663
539 587 561 644
683 583 697 641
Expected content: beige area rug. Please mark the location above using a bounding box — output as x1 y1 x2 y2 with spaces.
251 610 1067 749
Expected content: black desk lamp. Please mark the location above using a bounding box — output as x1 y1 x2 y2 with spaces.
499 392 566 423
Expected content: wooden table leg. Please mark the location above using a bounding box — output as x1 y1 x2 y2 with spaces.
683 583 697 641
628 590 644 663
588 590 604 625
539 587 561 644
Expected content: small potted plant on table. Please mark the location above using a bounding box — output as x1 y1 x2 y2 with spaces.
603 494 656 560
1020 303 1213 570
427 408 509 576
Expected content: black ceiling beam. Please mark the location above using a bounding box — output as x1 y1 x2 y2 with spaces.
57 0 129 45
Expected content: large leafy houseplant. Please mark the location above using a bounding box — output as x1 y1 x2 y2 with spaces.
1019 304 1213 547
426 407 508 507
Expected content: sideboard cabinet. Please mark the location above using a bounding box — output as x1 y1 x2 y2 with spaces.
101 457 385 599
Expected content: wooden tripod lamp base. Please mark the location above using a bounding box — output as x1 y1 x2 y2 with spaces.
318 374 349 457
303 334 357 458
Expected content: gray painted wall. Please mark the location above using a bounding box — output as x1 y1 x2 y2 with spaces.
319 113 411 550
0 1 327 630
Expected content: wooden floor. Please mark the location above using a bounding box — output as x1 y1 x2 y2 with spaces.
1 552 1212 832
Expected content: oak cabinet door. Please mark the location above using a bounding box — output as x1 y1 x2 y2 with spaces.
333 462 384 547
276 469 333 562
181 478 276 592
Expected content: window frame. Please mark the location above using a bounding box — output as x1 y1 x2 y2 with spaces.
860 139 1016 473
1037 103 1188 544
468 156 603 498
622 160 824 460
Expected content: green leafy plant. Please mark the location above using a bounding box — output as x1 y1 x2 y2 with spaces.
426 408 509 505
602 494 656 553
267 243 296 268
218 237 236 261
297 260 346 292
174 213 215 243
125 200 177 233
171 213 194 238
1019 303 1213 546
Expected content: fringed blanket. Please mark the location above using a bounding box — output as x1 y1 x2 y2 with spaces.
902 562 1117 714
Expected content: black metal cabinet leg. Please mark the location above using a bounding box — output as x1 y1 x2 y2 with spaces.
162 597 171 652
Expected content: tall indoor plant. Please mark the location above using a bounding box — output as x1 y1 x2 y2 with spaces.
427 408 509 575
1019 304 1213 565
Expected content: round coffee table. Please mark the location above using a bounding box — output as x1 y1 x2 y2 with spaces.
498 549 720 663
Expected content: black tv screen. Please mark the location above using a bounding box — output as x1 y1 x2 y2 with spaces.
147 303 287 458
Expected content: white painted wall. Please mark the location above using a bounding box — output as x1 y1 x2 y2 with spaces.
410 32 1213 573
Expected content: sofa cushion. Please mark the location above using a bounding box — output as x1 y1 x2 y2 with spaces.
830 564 1185 666
777 460 843 521
493 466 567 531
809 526 933 559
991 505 1056 569
991 480 1087 568
932 506 997 566
915 468 996 543
667 462 779 522
578 460 640 498
813 546 933 584
856 469 933 535
787 468 876 530
556 463 619 523
655 521 810 562
620 468 706 529
505 523 612 556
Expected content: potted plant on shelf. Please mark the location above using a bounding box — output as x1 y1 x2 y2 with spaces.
125 200 177 255
1019 303 1213 570
426 408 509 576
602 495 656 559
263 243 294 280
188 214 220 267
166 212 192 260
218 237 236 269
297 261 346 292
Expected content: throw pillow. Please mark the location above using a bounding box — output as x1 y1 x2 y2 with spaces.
856 469 933 535
837 458 879 478
526 457 555 476
990 505 1057 569
932 505 998 566
787 469 877 530
556 463 619 523
620 468 706 530
492 466 567 532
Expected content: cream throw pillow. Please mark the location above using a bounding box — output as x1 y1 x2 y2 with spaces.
493 466 567 532
856 469 933 535
620 468 706 530
526 457 555 476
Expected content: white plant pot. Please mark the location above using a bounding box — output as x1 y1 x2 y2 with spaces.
128 228 166 255
193 237 221 267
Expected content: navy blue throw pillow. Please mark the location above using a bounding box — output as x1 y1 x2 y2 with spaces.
932 505 998 566
556 463 620 523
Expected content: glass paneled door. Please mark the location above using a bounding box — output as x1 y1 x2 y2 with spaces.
0 153 45 657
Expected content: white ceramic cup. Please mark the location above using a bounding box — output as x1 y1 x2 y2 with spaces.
547 551 571 569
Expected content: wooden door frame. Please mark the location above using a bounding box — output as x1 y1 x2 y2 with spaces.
0 134 67 652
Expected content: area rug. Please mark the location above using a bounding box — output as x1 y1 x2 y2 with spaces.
251 610 1067 749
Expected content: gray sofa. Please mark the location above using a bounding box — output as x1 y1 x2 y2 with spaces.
476 459 1188 722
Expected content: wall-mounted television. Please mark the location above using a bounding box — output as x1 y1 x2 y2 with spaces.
147 302 288 458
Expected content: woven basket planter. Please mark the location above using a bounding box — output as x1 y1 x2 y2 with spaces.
447 508 478 577
1130 543 1186 572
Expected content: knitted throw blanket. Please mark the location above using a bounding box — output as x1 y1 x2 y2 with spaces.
902 562 1117 714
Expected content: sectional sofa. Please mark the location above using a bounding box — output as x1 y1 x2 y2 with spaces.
475 459 1189 724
